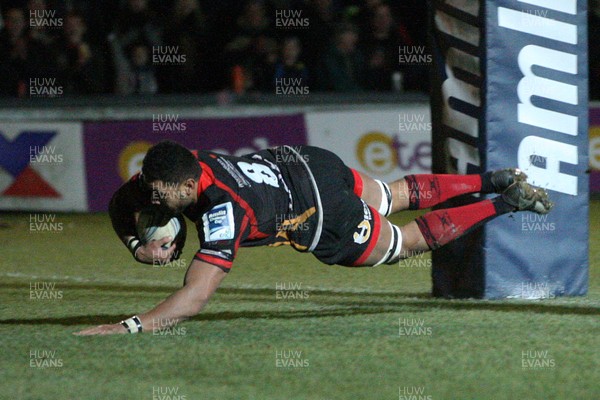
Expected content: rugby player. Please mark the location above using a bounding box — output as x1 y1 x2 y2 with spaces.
75 140 552 335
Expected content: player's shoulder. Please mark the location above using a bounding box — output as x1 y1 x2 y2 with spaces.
195 150 222 164
196 149 272 162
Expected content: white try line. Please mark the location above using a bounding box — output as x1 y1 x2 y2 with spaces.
0 271 404 295
2 271 598 306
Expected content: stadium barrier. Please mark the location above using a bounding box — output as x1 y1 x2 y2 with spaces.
84 115 308 211
430 0 589 298
306 107 432 184
0 100 433 212
0 122 88 211
1 98 597 212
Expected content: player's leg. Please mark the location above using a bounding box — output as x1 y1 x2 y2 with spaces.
358 183 553 266
312 152 551 267
351 168 527 217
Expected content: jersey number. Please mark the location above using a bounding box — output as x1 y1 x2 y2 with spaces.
237 162 279 188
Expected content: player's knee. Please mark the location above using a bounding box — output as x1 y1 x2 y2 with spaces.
397 225 427 260
374 179 393 217
373 223 403 266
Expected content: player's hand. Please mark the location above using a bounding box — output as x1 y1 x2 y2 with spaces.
73 323 127 336
135 237 176 264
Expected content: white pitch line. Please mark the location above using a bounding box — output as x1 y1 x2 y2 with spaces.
1 271 598 306
0 271 402 294
0 271 160 286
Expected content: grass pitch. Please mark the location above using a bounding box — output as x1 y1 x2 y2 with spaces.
0 203 599 400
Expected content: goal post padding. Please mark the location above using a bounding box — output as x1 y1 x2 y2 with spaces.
429 0 589 299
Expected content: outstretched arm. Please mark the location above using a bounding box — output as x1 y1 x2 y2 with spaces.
74 260 227 335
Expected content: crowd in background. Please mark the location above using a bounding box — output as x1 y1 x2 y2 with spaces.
3 0 600 99
0 0 430 97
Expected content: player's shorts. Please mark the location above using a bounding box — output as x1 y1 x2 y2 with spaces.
303 147 381 267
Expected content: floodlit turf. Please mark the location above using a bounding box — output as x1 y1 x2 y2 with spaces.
1 203 599 400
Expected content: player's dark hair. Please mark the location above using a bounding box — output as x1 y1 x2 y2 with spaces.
142 141 201 185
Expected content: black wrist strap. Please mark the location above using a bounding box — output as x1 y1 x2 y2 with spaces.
121 315 143 333
127 238 143 260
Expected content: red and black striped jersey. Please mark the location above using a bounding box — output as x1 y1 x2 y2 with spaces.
110 146 323 272
186 147 322 271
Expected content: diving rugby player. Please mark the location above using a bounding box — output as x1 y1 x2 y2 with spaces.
76 141 552 335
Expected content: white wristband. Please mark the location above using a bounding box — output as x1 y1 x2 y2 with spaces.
121 316 143 333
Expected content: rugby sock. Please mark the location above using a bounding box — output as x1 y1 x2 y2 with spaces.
415 197 514 250
405 174 485 210
479 171 497 194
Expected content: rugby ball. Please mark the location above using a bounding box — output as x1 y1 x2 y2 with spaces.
136 208 185 249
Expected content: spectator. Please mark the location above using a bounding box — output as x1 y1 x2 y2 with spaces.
361 3 401 91
225 0 277 92
322 23 365 91
362 3 427 92
160 0 207 93
389 0 428 47
68 0 119 46
347 0 382 31
240 35 279 92
300 0 339 87
273 36 308 89
0 7 54 97
112 0 161 49
108 0 161 94
27 0 58 47
128 42 158 94
55 12 106 94
110 37 157 95
225 0 273 54
0 0 435 96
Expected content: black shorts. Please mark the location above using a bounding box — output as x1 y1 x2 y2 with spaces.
300 147 382 267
